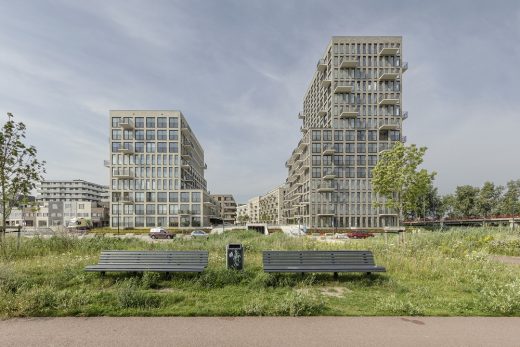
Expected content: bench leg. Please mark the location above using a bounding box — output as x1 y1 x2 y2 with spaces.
366 272 371 276
333 272 338 279
100 271 105 277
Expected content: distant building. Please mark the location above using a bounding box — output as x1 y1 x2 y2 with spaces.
259 184 286 225
37 180 109 202
211 194 237 224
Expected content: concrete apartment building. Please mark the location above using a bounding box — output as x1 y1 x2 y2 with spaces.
37 180 109 202
235 196 260 223
284 36 407 229
109 110 217 229
211 194 237 224
259 184 286 225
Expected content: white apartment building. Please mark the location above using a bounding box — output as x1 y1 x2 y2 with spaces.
284 36 407 229
109 110 217 229
259 184 286 224
211 194 237 224
37 180 109 202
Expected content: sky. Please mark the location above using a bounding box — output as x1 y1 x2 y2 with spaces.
0 0 519 203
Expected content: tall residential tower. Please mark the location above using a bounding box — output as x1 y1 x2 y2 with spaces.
284 36 407 229
109 110 217 229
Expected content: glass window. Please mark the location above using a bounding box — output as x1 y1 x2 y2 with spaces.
146 130 155 140
180 192 190 202
135 117 144 128
135 192 144 202
169 117 179 128
146 217 156 227
112 117 120 128
146 142 156 152
192 192 201 202
312 155 321 166
112 142 121 152
135 204 144 215
169 204 179 215
135 216 144 227
157 192 167 202
169 192 178 202
357 130 366 141
146 117 155 128
157 142 167 153
334 130 343 141
312 130 321 141
323 130 332 141
157 130 167 140
357 143 366 153
157 117 167 128
146 192 156 202
146 204 156 215
157 204 167 215
169 130 178 140
345 130 355 141
169 143 178 153
135 130 144 140
311 143 321 153
135 142 144 153
112 129 121 140
312 167 321 178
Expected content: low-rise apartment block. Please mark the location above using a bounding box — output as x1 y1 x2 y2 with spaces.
259 184 286 224
211 194 237 224
37 180 109 202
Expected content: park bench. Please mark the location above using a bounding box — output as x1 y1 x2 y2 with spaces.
263 250 385 278
84 250 208 275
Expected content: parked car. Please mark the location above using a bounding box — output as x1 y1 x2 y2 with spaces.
190 230 208 238
347 232 375 239
149 227 175 239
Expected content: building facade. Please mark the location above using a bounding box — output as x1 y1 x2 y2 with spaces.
284 36 407 229
109 110 217 229
259 184 286 224
211 194 237 224
37 180 109 202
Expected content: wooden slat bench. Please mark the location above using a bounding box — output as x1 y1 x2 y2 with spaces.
263 250 385 278
84 250 208 275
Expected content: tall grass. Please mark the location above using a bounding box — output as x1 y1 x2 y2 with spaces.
0 227 519 317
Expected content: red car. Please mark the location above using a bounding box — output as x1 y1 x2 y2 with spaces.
347 232 375 239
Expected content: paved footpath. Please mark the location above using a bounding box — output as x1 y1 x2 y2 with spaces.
1 317 519 347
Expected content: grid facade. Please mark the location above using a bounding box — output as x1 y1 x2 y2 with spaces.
211 194 237 224
109 110 217 229
37 180 109 202
284 36 407 229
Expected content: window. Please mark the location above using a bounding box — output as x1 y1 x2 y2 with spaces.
135 204 144 215
192 192 201 202
345 143 355 153
157 204 167 215
357 167 366 178
311 143 321 153
345 155 355 166
169 143 178 153
112 129 121 140
112 142 121 152
135 130 144 140
312 130 321 141
135 192 144 202
169 117 179 128
157 117 167 128
146 204 156 215
146 142 156 152
345 130 355 141
146 117 155 128
357 155 366 165
357 130 366 141
357 143 366 153
135 117 144 128
157 192 167 202
169 192 178 202
169 130 178 140
180 192 190 202
334 130 343 141
312 155 321 166
368 143 378 153
135 142 144 153
312 167 321 178
157 142 167 153
169 204 179 214
157 130 167 140
146 130 155 140
368 155 378 166
323 130 332 141
112 117 120 128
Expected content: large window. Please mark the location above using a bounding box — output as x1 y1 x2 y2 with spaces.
323 130 332 141
312 130 321 141
135 130 144 140
146 142 156 152
192 192 201 202
169 143 178 153
157 142 167 153
135 142 144 153
312 167 321 178
112 117 120 128
157 117 167 128
146 204 156 215
157 130 167 140
146 117 155 128
169 130 178 140
135 117 144 128
169 117 179 128
146 130 155 140
157 192 167 202
312 155 321 166
112 142 121 152
112 129 121 140
180 192 190 202
169 192 178 202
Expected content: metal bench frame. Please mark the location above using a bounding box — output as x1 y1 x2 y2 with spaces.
263 250 386 278
84 250 208 275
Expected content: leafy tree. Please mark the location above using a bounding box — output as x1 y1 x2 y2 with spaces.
237 214 249 224
452 185 480 218
499 180 520 216
441 194 456 218
259 213 270 223
477 181 503 217
0 113 45 238
372 142 436 227
409 183 444 220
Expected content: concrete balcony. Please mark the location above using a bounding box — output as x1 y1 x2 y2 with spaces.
181 152 191 159
113 171 134 179
401 135 407 143
321 78 331 88
379 47 399 55
120 120 134 130
379 96 400 105
322 146 335 156
339 110 358 119
378 72 399 81
378 122 400 131
402 111 408 120
317 212 335 217
333 84 353 93
317 184 334 193
322 173 336 180
103 160 110 168
118 146 134 154
340 59 358 68
317 110 327 117
317 58 327 72
402 62 408 72
121 198 134 205
298 112 304 119
181 161 190 169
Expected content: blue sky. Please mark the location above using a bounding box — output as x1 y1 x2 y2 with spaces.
1 0 519 203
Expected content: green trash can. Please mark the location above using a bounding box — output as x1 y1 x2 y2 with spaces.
226 243 243 270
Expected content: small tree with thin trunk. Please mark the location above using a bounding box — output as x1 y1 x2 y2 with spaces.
372 142 435 227
0 113 46 239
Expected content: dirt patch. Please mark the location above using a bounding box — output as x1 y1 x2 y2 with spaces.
490 256 520 265
319 287 352 298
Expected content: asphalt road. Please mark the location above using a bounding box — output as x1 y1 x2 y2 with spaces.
1 317 519 347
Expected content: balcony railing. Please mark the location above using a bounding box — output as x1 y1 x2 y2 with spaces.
103 160 110 168
401 136 407 143
379 47 399 56
317 110 327 117
378 95 400 105
322 145 335 156
333 83 353 94
340 58 358 69
402 62 408 72
321 78 331 88
378 68 400 81
339 110 358 119
118 145 134 154
378 120 400 131
316 183 334 193
402 111 408 120
298 112 304 119
113 170 135 179
120 119 134 130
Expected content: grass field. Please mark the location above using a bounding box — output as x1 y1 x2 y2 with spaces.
0 227 519 317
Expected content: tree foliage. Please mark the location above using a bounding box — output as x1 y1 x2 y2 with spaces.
0 113 46 237
372 142 436 226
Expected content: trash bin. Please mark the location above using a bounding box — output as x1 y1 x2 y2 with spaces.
226 243 243 270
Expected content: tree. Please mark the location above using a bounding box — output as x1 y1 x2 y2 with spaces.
499 180 520 216
237 214 249 224
477 181 503 217
0 113 45 239
452 185 480 218
372 142 436 227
